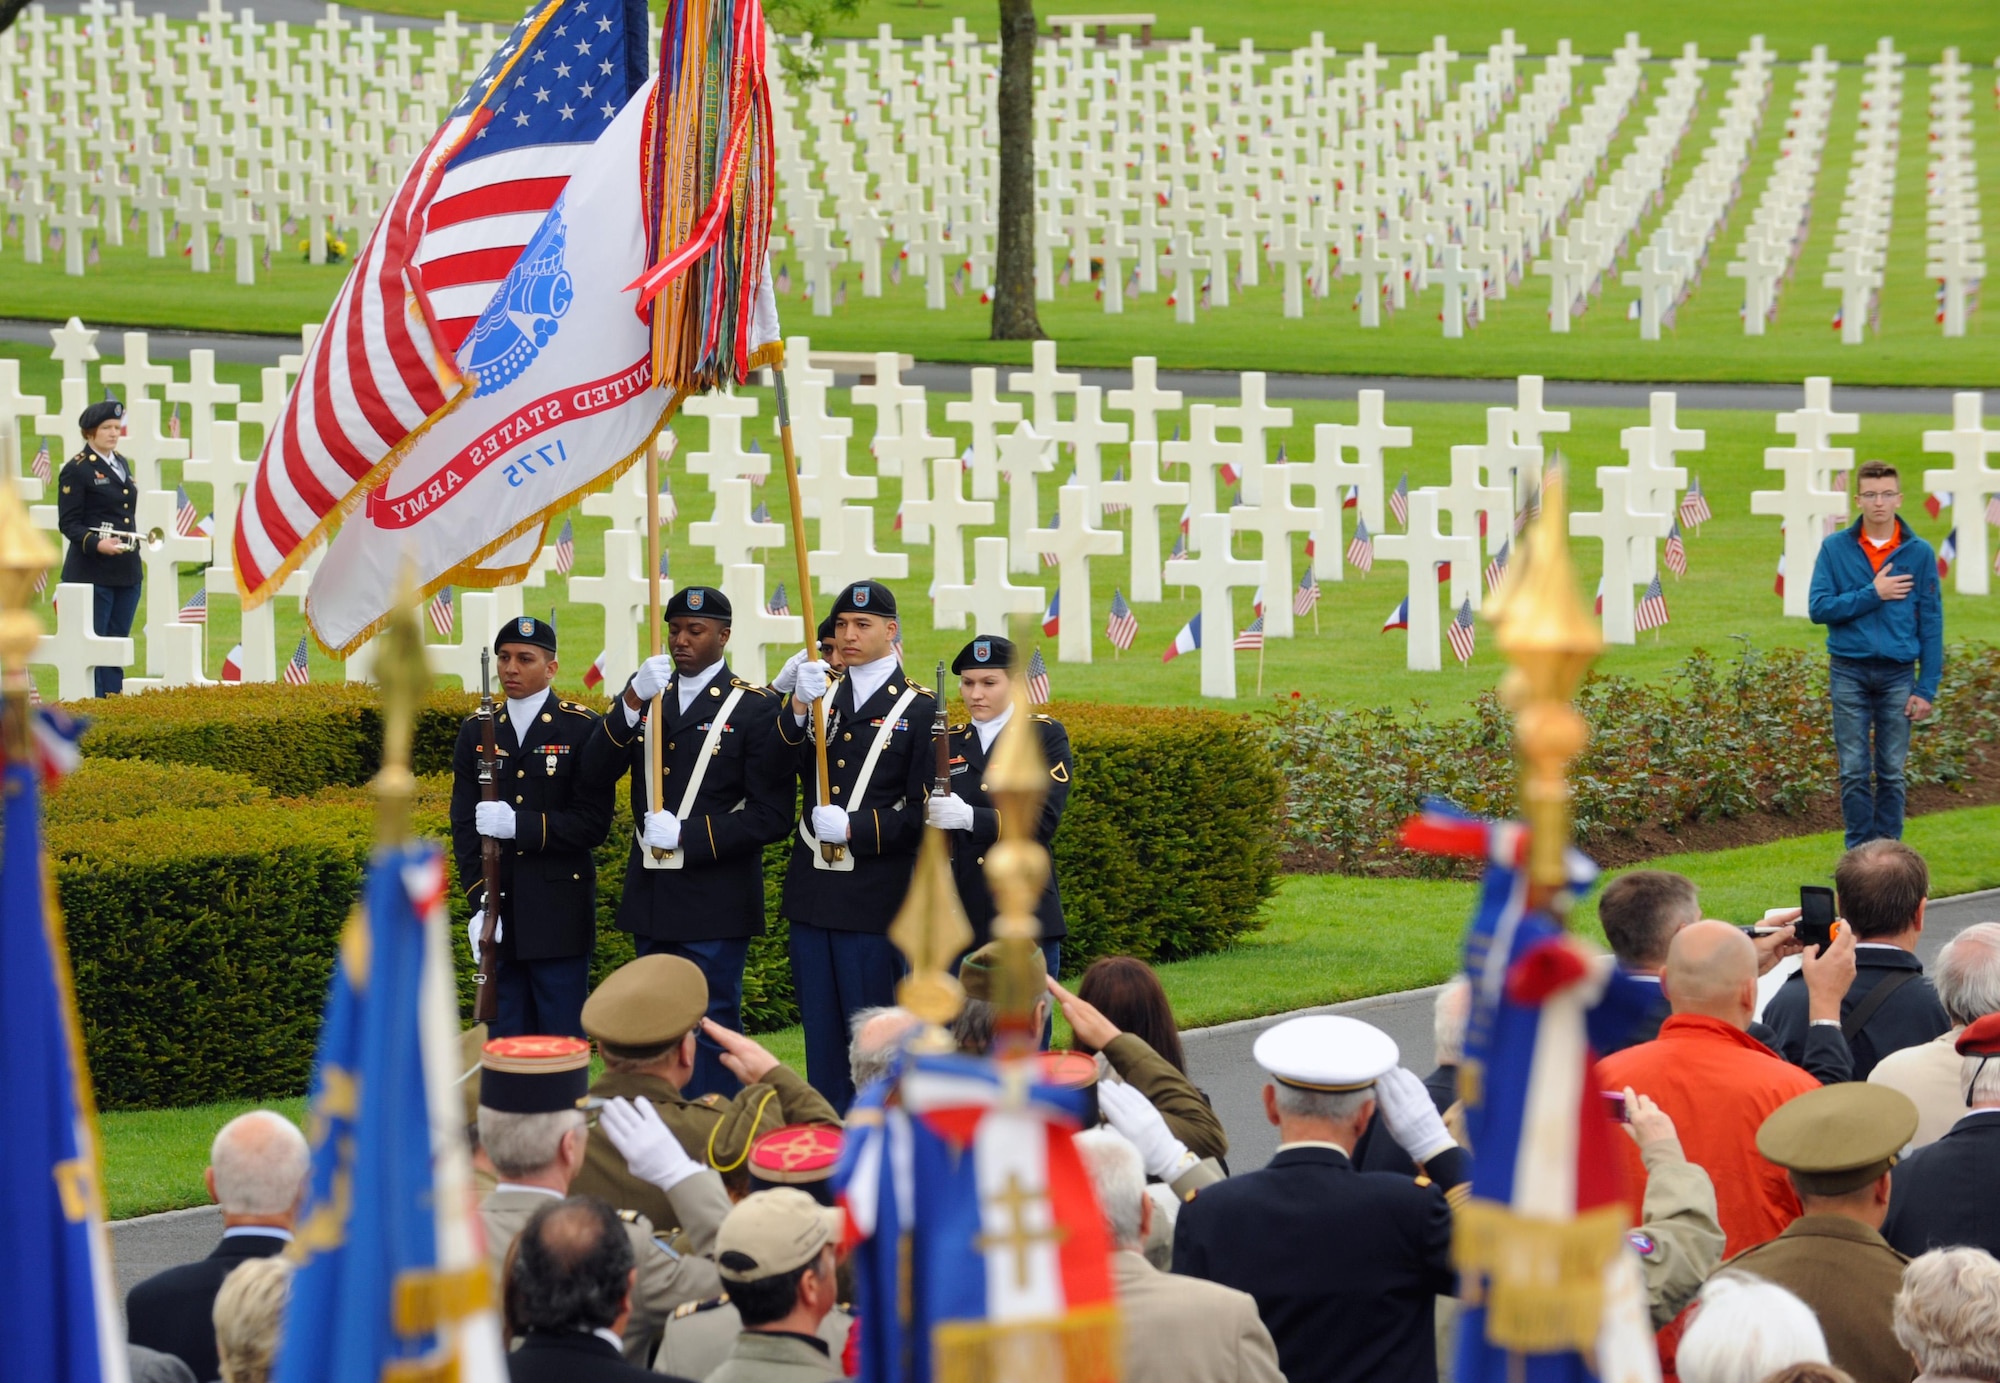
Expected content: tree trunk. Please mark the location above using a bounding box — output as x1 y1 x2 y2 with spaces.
989 0 1043 340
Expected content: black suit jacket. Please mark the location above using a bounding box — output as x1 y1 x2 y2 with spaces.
508 1331 690 1383
1354 1064 1458 1176
777 668 932 934
1883 1111 2000 1259
56 449 142 586
580 666 792 942
450 690 615 961
933 712 1072 945
1172 1145 1457 1383
1764 947 1950 1081
125 1231 289 1383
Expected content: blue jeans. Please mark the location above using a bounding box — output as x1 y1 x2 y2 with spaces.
490 954 590 1039
92 581 141 697
634 934 749 1102
1830 657 1916 847
788 922 906 1115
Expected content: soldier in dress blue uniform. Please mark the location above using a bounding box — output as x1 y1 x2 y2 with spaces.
55 398 142 696
450 617 614 1039
777 579 931 1113
579 586 792 1099
926 634 1072 976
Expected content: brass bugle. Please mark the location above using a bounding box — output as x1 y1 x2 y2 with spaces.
93 524 167 552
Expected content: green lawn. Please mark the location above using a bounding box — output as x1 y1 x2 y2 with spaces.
100 799 2000 1219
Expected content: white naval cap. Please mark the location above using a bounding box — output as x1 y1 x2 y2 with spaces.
1253 1015 1401 1093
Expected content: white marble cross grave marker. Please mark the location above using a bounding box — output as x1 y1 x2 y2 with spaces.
1439 445 1510 609
1000 422 1056 574
1573 466 1675 642
873 399 954 545
690 476 785 569
1027 482 1123 662
1374 489 1476 672
36 581 134 700
808 504 908 593
1921 392 2000 595
906 455 994 629
1106 356 1182 446
945 368 1021 501
720 563 802 683
936 535 1045 637
1098 441 1188 603
1162 512 1262 698
1230 463 1321 637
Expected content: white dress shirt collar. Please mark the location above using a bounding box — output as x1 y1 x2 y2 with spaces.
675 658 726 713
844 653 900 709
506 691 546 744
972 702 1015 752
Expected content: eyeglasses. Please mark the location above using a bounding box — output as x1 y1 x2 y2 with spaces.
1857 491 1900 503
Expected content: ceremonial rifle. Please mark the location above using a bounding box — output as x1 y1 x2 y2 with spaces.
473 648 503 1024
933 660 952 858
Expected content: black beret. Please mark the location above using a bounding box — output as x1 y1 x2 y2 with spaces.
829 579 897 620
816 613 835 644
495 615 557 654
665 586 731 623
952 635 1017 673
79 399 124 433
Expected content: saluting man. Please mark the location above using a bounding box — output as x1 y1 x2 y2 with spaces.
927 634 1073 976
580 586 793 1098
450 617 614 1039
56 398 141 697
778 579 932 1113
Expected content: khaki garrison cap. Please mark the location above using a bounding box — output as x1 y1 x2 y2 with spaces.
582 954 709 1052
1756 1083 1919 1196
958 940 1048 1003
717 1188 843 1283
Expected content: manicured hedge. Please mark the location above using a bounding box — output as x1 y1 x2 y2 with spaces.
59 692 1282 1108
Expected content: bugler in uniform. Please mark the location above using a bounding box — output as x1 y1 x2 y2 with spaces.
55 397 141 697
449 617 613 1038
572 954 838 1234
776 579 932 1112
580 586 793 1098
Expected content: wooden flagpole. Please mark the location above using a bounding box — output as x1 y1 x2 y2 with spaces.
644 435 666 859
774 361 842 863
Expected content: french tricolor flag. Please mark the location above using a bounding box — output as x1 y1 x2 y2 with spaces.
220 644 245 684
1382 597 1409 631
1162 613 1201 662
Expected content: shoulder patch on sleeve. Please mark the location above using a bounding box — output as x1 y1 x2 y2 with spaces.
1626 1230 1658 1258
617 1208 641 1223
560 701 594 715
671 1294 730 1320
1049 761 1069 783
695 1093 724 1108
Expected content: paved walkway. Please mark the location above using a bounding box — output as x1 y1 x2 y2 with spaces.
108 885 2000 1300
1 318 1963 415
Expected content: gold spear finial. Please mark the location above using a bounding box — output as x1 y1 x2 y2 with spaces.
1490 466 1601 898
981 654 1051 1057
0 468 57 756
889 826 974 1039
370 574 432 847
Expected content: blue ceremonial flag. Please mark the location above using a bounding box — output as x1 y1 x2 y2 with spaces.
276 842 505 1383
1 758 127 1383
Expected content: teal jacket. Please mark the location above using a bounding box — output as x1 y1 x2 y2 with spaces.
1808 516 1944 700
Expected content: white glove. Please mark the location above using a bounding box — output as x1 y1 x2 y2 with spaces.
772 648 809 695
793 658 831 703
927 793 975 831
1097 1079 1195 1181
475 801 517 840
643 810 682 852
466 908 502 953
811 804 850 843
632 654 675 702
1374 1066 1455 1165
598 1096 703 1194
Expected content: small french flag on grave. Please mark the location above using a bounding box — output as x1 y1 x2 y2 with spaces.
1163 613 1201 662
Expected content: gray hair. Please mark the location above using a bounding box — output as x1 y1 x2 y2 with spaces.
849 1005 916 1091
214 1256 292 1383
1434 976 1471 1068
1895 1248 2000 1380
478 1107 584 1180
1073 1129 1145 1251
1271 1081 1373 1123
1935 923 2000 1027
1675 1274 1828 1383
210 1111 310 1218
1964 1052 2000 1108
951 997 1047 1057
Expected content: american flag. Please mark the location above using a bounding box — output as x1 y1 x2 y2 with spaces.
30 438 50 485
1042 590 1060 636
1105 587 1138 650
1294 568 1320 614
1679 476 1711 527
429 585 456 638
658 549 671 580
1634 575 1670 632
1382 597 1409 631
178 587 207 624
1025 647 1051 704
768 582 790 616
554 517 575 574
175 485 200 537
1483 538 1509 593
221 643 245 683
1233 614 1265 650
1040 509 1060 567
1389 472 1409 527
232 0 651 600
1985 494 2000 527
1102 467 1129 514
1447 598 1477 664
583 649 608 689
283 634 312 686
1939 527 1957 577
1663 519 1687 576
166 404 180 440
752 500 773 524
1347 517 1374 573
1169 530 1188 561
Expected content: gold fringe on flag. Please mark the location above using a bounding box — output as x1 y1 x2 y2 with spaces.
1453 1199 1629 1354
932 1307 1122 1383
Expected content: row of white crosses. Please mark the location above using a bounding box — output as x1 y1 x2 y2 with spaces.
0 0 520 284
1725 48 1837 335
1925 50 1986 338
1528 44 1651 331
1571 394 1702 641
1823 39 1905 344
1623 40 1775 340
